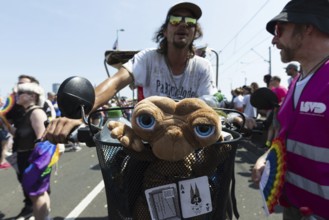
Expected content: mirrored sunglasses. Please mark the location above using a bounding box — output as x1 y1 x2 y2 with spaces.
168 15 197 27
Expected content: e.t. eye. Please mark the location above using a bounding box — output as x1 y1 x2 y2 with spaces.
136 114 156 130
194 125 215 138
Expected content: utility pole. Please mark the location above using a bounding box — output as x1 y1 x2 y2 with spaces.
251 47 271 75
268 47 272 75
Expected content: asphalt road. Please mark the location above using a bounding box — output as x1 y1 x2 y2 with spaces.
0 145 108 220
0 136 282 220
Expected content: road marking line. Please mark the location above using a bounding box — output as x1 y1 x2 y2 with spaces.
64 180 105 220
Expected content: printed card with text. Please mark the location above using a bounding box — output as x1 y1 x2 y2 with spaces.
145 183 181 220
178 176 212 218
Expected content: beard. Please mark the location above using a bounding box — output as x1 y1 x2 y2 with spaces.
280 47 296 63
280 29 304 63
173 39 189 49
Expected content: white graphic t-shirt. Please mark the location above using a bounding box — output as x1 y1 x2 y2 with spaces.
123 48 217 99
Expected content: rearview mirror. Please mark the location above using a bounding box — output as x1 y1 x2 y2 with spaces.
250 87 279 109
57 76 95 119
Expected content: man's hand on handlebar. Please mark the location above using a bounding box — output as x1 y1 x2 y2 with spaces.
43 117 83 144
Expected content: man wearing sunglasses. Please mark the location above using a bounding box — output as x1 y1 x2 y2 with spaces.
46 2 217 142
252 0 329 219
119 2 216 101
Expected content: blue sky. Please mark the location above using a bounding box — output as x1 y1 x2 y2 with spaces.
1 0 293 100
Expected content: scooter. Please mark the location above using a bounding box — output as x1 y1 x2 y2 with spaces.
56 76 245 220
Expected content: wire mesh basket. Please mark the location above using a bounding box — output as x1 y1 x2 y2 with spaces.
91 108 242 220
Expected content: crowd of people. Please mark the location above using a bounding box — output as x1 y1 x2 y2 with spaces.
229 84 258 132
1 0 329 219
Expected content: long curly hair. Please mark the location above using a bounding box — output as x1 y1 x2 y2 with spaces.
153 17 203 58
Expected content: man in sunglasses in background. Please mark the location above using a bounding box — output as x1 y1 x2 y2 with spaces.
45 2 217 143
252 0 329 219
284 63 300 88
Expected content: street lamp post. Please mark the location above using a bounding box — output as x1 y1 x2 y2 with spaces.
114 28 125 50
210 49 219 87
196 47 220 88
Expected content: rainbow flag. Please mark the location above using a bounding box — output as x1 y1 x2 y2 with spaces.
0 93 15 115
259 137 287 216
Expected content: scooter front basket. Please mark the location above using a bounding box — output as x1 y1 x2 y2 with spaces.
92 108 242 220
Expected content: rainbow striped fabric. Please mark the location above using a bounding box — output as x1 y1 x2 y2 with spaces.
22 141 60 196
260 137 287 215
0 93 15 115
